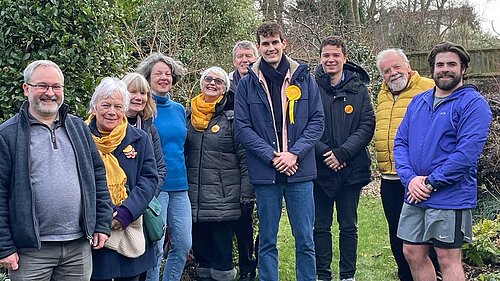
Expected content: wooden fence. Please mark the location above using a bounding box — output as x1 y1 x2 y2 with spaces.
407 47 500 79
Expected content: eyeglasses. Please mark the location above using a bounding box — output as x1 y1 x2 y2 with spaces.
27 83 64 93
203 76 224 86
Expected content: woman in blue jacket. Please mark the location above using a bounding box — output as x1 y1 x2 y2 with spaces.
87 77 158 281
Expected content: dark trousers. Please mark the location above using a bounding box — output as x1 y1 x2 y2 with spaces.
314 183 363 280
193 221 234 271
380 178 440 281
233 202 257 275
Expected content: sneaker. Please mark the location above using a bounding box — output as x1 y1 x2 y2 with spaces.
239 271 256 281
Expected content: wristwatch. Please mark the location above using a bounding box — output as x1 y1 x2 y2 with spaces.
424 178 437 192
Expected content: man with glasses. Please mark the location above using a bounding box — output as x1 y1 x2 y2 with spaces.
0 60 112 280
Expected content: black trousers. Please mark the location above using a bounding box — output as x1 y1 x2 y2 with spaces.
380 178 440 281
193 221 234 271
314 183 363 280
233 202 257 275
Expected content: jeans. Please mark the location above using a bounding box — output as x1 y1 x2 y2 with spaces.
145 190 192 281
313 183 363 281
255 181 316 281
9 238 91 281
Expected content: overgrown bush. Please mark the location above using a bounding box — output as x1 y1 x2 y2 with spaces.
0 0 131 121
463 215 500 267
476 78 500 198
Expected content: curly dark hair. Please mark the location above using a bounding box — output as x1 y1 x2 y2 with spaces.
319 36 347 56
256 21 284 44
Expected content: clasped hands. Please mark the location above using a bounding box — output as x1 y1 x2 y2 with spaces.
272 151 298 176
407 176 431 204
323 150 346 172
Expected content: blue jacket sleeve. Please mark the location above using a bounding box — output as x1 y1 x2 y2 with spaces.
427 97 491 188
234 80 276 164
288 74 324 160
122 134 159 220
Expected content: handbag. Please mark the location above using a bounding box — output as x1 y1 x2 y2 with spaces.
143 197 165 242
105 215 146 258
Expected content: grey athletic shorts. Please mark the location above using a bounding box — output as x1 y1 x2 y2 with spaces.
397 203 472 248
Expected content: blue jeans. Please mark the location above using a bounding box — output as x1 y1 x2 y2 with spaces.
145 191 192 281
255 181 316 281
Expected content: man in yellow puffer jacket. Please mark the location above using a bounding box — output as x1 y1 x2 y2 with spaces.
374 49 436 281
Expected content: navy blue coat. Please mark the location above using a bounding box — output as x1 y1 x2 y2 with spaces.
89 120 159 279
234 57 324 184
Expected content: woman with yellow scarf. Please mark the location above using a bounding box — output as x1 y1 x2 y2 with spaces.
86 77 159 281
185 67 253 281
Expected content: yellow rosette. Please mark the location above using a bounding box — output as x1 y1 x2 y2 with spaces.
286 85 301 124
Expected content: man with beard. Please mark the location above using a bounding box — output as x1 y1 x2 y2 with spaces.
313 36 375 281
374 49 436 281
394 42 491 281
234 21 324 281
0 60 112 280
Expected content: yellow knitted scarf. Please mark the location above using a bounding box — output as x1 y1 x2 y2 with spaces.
190 93 223 131
86 115 128 205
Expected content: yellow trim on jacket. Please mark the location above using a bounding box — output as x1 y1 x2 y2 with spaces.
374 71 434 175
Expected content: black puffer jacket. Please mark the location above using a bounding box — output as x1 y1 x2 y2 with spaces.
186 92 253 223
314 62 375 199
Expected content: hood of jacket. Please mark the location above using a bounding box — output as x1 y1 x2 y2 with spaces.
315 61 370 95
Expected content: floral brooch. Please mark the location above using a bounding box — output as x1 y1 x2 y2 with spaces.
123 145 137 159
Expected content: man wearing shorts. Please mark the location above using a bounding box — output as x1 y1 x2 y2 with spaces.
393 41 492 281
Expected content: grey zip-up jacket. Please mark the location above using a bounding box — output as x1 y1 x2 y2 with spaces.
0 101 112 259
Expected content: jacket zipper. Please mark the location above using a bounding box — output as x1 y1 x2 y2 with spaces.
67 128 91 241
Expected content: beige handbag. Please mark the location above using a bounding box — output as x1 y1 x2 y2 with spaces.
104 215 146 258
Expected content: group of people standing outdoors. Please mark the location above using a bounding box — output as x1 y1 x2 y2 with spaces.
0 20 491 281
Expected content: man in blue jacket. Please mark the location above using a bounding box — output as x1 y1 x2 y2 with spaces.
394 42 491 281
313 36 375 281
0 60 112 280
234 21 324 281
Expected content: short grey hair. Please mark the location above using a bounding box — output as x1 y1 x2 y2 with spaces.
23 60 64 84
88 77 129 114
232 40 258 60
375 48 410 74
199 66 230 92
136 53 186 85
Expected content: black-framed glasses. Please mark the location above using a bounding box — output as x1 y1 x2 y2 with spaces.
203 76 224 86
27 83 64 93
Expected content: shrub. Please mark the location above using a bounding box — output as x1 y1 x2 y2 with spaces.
463 215 500 267
0 0 131 120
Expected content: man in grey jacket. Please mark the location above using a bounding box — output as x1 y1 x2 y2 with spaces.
0 60 112 281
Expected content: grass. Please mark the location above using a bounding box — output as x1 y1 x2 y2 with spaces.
277 194 399 281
